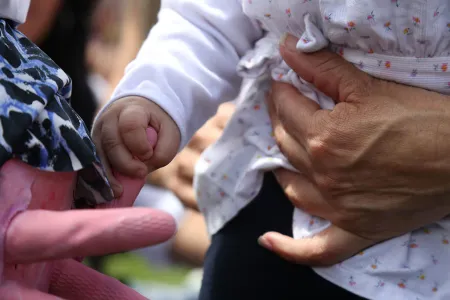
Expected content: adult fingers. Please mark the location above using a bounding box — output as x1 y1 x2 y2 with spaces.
271 121 313 175
279 34 373 103
258 225 374 266
187 126 222 154
0 281 63 300
267 81 321 159
176 148 201 181
274 169 332 217
5 208 176 264
214 102 236 129
183 103 233 155
166 177 198 210
50 259 147 300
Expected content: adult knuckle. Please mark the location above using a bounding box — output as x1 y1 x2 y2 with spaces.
308 111 325 136
314 54 342 76
166 177 178 191
313 54 374 102
333 211 353 228
330 102 356 125
312 55 342 86
196 128 210 142
313 173 337 192
277 138 289 158
188 133 210 153
283 184 301 206
306 136 329 162
188 132 202 148
272 124 287 147
336 101 353 118
341 75 373 102
307 108 355 163
306 117 334 158
178 160 193 177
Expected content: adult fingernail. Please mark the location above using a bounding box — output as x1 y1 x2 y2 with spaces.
258 235 273 251
279 33 298 51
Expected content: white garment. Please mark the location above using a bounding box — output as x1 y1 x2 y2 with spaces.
0 0 30 24
104 0 450 299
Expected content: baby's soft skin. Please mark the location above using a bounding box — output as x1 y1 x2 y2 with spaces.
0 128 177 299
93 97 181 196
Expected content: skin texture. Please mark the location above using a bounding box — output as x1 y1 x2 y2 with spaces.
133 34 450 269
0 129 177 299
93 97 181 197
257 34 450 265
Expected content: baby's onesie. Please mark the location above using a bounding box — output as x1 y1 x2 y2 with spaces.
105 0 450 299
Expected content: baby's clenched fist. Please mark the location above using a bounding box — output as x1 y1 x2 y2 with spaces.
93 96 181 196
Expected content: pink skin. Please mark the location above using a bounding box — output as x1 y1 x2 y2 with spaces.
0 128 175 299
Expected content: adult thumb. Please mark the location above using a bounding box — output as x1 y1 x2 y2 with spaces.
258 225 374 266
279 34 373 103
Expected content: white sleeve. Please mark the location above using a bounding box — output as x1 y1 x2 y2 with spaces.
101 0 263 148
0 0 30 23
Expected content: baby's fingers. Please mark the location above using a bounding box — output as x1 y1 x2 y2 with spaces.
258 225 374 266
101 119 147 178
118 105 154 161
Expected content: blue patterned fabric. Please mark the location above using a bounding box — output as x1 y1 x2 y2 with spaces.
0 19 113 207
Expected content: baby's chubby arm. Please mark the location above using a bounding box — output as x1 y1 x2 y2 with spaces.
93 0 263 195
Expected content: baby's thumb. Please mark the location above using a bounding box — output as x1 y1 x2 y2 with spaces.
258 225 374 266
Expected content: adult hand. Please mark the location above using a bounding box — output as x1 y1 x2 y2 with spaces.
149 102 235 210
259 34 450 265
0 159 177 299
171 209 210 266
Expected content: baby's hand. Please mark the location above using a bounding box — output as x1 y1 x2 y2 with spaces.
93 96 181 196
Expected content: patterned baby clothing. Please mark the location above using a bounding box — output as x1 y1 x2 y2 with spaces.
105 0 450 299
